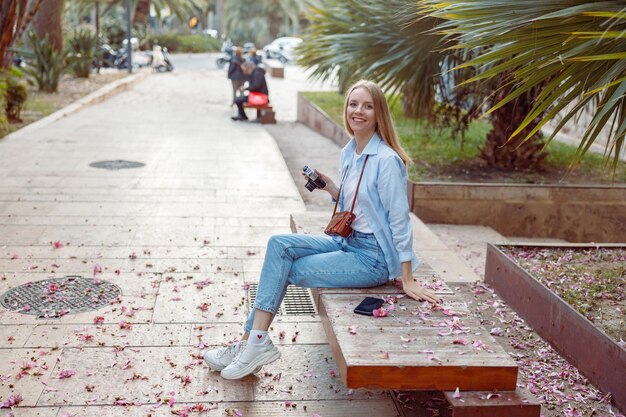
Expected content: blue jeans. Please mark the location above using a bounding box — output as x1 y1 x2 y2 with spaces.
244 231 389 332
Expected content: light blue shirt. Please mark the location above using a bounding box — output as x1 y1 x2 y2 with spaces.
336 132 420 279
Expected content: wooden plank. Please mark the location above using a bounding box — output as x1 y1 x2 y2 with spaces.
444 388 541 417
319 292 518 391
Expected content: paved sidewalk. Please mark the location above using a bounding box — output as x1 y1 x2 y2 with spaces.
0 59 396 416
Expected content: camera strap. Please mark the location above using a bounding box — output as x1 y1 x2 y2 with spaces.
331 155 369 217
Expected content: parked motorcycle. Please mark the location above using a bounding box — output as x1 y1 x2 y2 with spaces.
94 43 150 70
152 45 174 72
215 46 233 69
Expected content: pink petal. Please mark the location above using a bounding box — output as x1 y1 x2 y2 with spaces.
58 369 76 379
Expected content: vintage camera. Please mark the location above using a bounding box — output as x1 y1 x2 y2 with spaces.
302 165 326 192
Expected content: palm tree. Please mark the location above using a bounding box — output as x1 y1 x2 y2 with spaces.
0 0 44 68
423 0 626 170
299 0 447 120
33 0 66 52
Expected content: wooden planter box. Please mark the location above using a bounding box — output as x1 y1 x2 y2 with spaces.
297 93 626 243
485 243 626 413
410 182 626 243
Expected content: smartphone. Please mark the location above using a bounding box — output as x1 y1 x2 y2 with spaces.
353 297 384 316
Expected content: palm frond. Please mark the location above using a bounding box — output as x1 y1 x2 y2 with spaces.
299 0 448 119
423 0 626 169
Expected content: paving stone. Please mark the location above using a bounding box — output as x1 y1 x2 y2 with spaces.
36 346 254 406
152 276 247 324
0 348 61 407
0 295 154 325
0 407 60 417
55 399 400 417
24 323 191 348
192 321 327 347
0 324 35 348
252 345 387 401
216 399 398 416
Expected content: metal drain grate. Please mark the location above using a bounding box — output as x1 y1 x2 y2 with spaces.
248 283 317 315
89 160 145 170
1 276 122 319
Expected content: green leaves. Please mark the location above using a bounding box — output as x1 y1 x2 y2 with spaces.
299 0 446 119
423 0 626 170
67 28 98 78
22 31 68 93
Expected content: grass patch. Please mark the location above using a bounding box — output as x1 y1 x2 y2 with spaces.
302 91 626 184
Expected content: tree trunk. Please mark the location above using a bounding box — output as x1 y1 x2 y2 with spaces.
33 0 64 52
1 0 43 68
267 10 282 39
215 0 224 36
480 85 548 170
133 0 150 25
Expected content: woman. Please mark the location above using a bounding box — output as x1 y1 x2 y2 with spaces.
227 47 244 105
247 47 262 66
204 80 441 380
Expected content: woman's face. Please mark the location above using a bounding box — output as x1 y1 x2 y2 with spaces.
346 87 376 138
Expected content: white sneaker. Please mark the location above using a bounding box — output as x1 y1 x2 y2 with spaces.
220 337 281 379
203 341 246 372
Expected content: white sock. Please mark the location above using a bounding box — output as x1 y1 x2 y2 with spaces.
249 330 268 345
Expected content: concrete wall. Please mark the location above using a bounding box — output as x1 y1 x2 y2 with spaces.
297 92 349 148
412 183 626 243
297 93 626 243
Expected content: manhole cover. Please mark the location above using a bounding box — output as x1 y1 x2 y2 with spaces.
89 160 145 170
248 283 317 316
1 276 122 318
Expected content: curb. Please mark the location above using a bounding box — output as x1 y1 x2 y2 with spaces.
4 69 150 140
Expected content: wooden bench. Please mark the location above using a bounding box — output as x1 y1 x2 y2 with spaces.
290 211 541 417
243 103 276 124
263 59 284 78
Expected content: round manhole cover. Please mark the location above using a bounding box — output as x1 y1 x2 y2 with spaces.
89 160 145 170
1 276 122 318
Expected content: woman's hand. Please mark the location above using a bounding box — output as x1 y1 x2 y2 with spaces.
401 278 441 304
400 262 440 304
302 169 339 200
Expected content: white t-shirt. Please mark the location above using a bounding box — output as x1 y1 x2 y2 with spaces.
341 151 373 233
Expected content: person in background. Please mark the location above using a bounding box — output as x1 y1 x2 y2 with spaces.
247 47 262 66
227 47 244 106
231 61 268 121
208 79 440 379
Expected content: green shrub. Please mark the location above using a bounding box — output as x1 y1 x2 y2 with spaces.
0 76 8 137
23 31 68 93
4 67 28 122
67 28 97 78
145 33 220 53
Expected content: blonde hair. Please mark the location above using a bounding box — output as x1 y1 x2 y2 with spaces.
342 80 411 166
234 47 243 59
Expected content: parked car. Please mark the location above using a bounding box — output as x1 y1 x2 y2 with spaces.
262 37 302 63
